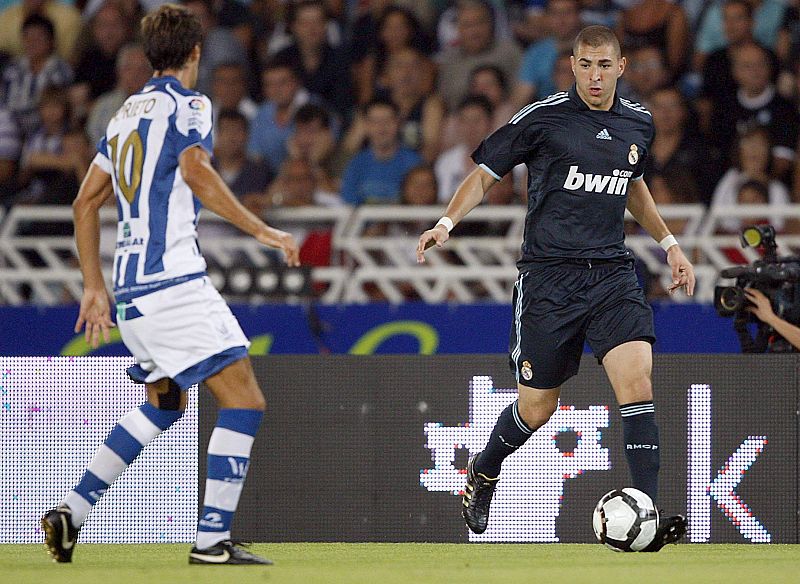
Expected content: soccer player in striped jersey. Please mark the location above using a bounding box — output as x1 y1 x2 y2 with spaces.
41 4 298 565
417 26 693 551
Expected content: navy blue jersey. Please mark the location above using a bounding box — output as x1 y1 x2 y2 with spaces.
472 84 654 263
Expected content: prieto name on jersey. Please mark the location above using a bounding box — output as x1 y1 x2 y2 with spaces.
563 166 633 196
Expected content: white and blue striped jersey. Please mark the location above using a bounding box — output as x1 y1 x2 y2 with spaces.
92 75 213 302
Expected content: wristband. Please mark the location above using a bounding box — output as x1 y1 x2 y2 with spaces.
435 216 454 233
659 234 679 251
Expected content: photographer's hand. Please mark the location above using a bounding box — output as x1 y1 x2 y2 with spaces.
744 288 777 325
666 246 695 296
745 287 800 351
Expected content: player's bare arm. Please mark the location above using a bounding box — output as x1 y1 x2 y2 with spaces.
416 166 498 263
626 178 695 296
179 145 300 267
73 162 115 347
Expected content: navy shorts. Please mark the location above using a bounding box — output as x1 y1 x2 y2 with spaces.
508 259 655 389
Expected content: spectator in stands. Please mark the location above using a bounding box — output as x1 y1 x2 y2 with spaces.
340 98 421 205
15 86 90 206
400 165 438 207
437 0 522 111
0 14 73 138
261 157 342 211
551 50 575 92
697 0 765 86
182 0 248 95
0 106 21 205
644 86 720 205
214 109 274 201
710 126 790 233
513 0 582 106
351 4 434 106
285 103 343 190
249 58 312 173
375 47 444 163
468 65 516 129
72 2 133 105
275 0 352 118
0 0 81 61
712 42 798 183
210 62 258 127
436 95 493 202
86 44 152 146
695 0 788 59
435 96 514 204
618 45 670 105
579 0 620 29
256 157 342 266
617 0 689 77
213 0 256 52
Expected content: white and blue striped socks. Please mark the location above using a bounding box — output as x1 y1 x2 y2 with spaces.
620 400 660 502
195 409 263 550
62 402 183 528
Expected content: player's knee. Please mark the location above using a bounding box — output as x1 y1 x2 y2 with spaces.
517 399 557 430
250 390 267 412
238 385 266 412
625 377 653 402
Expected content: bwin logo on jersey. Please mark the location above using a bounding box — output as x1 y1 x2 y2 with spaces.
563 166 633 195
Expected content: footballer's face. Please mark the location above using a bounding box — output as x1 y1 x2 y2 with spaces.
571 42 625 111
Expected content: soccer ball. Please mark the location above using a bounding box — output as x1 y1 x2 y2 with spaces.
592 488 659 552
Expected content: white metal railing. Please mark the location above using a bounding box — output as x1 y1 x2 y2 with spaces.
1 204 798 305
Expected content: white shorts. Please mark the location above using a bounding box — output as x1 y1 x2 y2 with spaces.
117 276 250 389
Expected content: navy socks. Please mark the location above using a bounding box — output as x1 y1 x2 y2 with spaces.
620 400 660 502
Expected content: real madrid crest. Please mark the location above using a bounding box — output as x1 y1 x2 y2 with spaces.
521 360 533 381
628 144 639 165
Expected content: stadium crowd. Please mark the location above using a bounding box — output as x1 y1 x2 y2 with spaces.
2 0 800 260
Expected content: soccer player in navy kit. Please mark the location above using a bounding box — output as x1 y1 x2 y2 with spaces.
417 26 694 551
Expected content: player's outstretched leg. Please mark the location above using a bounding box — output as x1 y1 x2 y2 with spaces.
463 394 551 534
190 358 272 566
642 515 687 552
42 398 183 562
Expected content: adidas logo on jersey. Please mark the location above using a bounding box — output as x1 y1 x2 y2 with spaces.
596 128 612 140
563 166 633 195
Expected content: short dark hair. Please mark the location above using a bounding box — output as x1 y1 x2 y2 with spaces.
293 103 330 128
217 108 248 129
459 94 494 117
141 4 204 72
364 97 399 117
22 14 55 41
573 25 621 59
261 56 300 77
469 64 509 94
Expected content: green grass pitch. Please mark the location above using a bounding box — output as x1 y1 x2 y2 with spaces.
2 543 798 584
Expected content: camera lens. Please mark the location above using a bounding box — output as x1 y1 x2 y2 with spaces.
719 287 745 312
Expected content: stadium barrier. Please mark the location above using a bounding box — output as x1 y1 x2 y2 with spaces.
2 355 796 544
4 204 800 304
